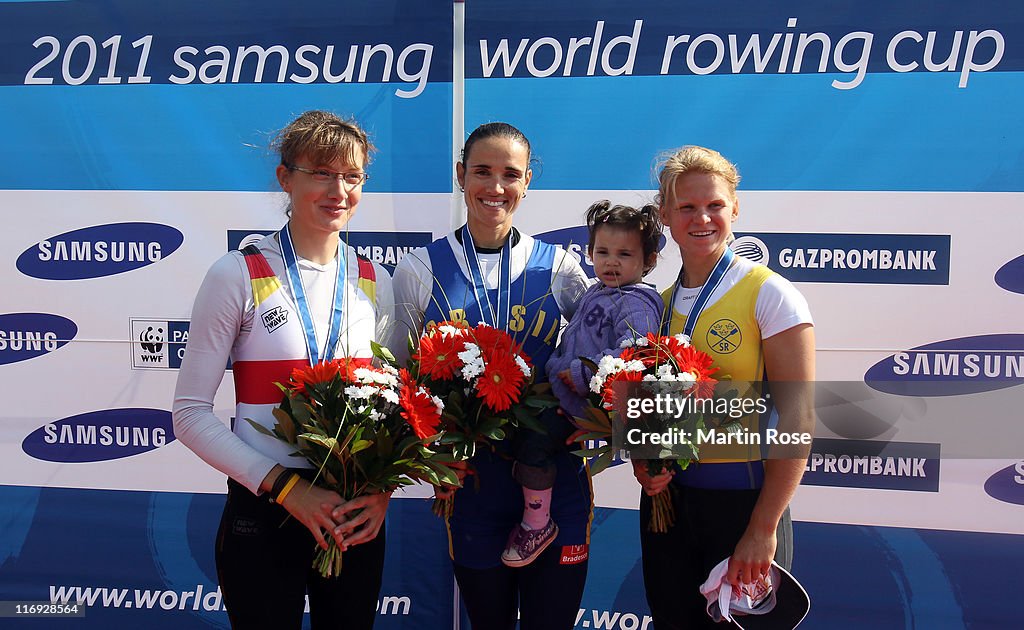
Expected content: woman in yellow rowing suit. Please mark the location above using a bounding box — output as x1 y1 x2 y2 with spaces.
633 146 815 629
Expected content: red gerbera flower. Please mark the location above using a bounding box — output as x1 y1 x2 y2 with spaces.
287 361 343 396
337 357 374 383
399 385 441 439
414 331 465 380
475 351 526 412
673 345 719 399
471 323 520 356
601 368 644 409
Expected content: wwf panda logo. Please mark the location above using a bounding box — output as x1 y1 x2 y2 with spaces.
139 326 165 354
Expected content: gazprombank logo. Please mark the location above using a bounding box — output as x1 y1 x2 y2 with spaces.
227 230 432 271
864 334 1024 396
984 462 1024 506
22 408 175 463
17 223 183 280
0 313 77 365
995 254 1024 294
730 236 769 265
731 232 950 285
131 319 190 369
803 438 940 492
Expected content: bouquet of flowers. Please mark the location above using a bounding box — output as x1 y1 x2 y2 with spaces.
248 351 457 577
570 332 732 532
399 321 556 517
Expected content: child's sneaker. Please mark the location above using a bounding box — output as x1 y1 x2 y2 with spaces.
501 519 558 568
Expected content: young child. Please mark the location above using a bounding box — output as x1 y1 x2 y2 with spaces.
503 200 664 567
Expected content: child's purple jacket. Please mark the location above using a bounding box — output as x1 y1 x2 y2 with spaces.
545 282 664 418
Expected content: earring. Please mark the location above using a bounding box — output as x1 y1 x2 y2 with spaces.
459 186 464 192
522 191 528 199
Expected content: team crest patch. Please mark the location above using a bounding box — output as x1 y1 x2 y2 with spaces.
261 306 289 333
559 544 589 565
707 319 741 354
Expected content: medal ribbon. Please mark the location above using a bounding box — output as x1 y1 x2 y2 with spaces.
279 224 346 365
461 224 512 328
663 246 735 338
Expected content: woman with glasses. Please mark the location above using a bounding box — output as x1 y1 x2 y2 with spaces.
173 110 394 629
390 122 592 629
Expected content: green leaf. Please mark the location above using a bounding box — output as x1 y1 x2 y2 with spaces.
350 439 373 454
523 396 558 409
245 418 278 439
573 446 610 458
589 450 615 476
301 433 338 451
270 407 298 443
579 357 600 374
371 340 397 364
481 426 506 440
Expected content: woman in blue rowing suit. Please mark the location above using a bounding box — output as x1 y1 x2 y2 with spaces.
390 122 592 629
633 146 815 629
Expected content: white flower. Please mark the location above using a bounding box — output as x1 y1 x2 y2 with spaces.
381 388 400 405
431 394 444 415
620 338 635 348
380 363 399 376
459 343 484 380
634 336 650 347
626 360 647 373
591 355 628 392
642 374 657 381
345 385 377 400
438 324 464 338
596 355 627 377
656 364 676 379
355 367 397 387
676 371 697 390
515 354 532 378
368 409 382 421
673 333 691 346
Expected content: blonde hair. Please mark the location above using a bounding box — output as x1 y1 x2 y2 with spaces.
655 145 740 208
272 110 375 169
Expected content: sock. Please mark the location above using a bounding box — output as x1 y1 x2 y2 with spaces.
521 486 552 530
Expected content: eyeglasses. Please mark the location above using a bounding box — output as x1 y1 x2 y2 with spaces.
287 164 369 187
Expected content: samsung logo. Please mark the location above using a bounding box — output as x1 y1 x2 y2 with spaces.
995 254 1024 294
17 223 183 280
0 313 77 366
22 408 175 463
865 334 1024 396
802 438 940 492
984 462 1024 506
731 232 950 285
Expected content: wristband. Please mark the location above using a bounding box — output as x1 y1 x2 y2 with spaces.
274 473 301 505
268 468 292 501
